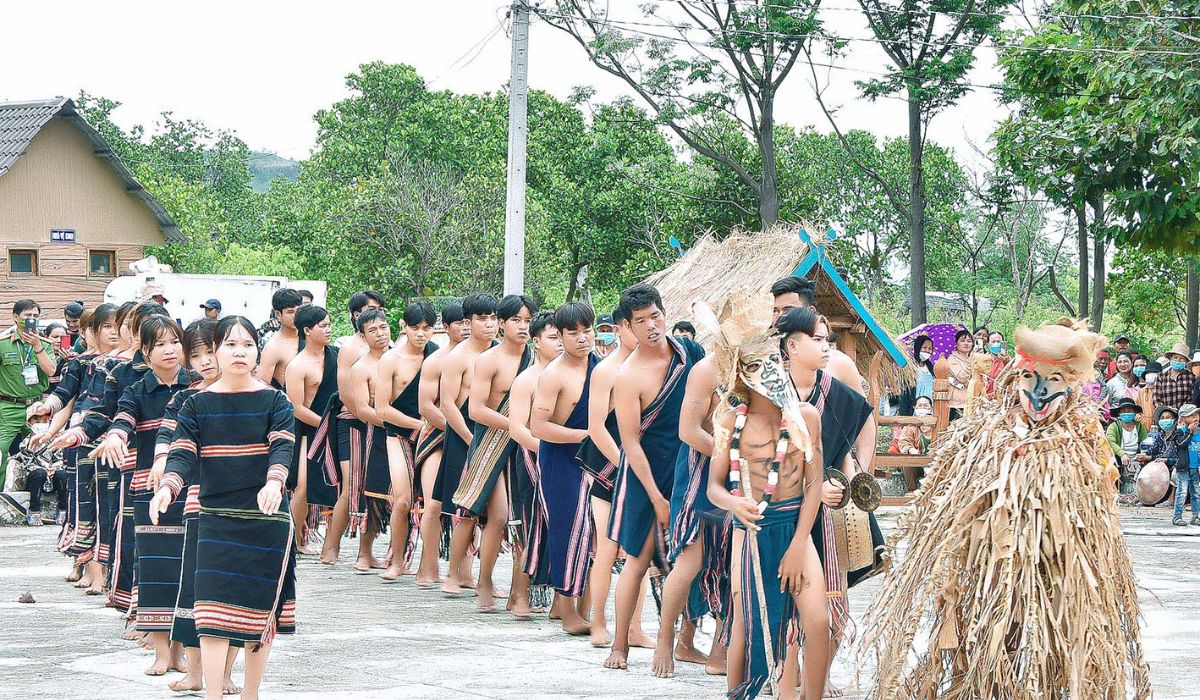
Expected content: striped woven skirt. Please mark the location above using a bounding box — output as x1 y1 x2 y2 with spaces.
109 468 137 614
171 485 202 648
133 468 185 632
193 487 296 647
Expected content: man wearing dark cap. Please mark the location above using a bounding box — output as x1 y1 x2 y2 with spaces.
199 299 222 320
1106 333 1135 379
594 313 618 359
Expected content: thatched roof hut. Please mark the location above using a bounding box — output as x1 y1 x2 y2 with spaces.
645 227 915 399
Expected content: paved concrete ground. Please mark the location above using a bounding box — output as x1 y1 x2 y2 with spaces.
1 504 1196 699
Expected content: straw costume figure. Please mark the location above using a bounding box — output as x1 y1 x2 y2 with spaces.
860 318 1151 699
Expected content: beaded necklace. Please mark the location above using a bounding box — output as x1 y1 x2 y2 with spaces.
728 403 789 514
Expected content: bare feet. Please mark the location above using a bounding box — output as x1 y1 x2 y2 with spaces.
138 636 155 651
476 584 498 613
65 566 83 583
414 574 441 589
319 545 340 565
651 642 675 678
510 599 533 620
674 641 709 666
223 678 243 695
168 676 202 692
603 648 629 670
628 629 656 649
352 556 385 573
296 542 320 556
378 566 404 583
590 625 613 648
561 610 590 636
145 657 172 676
705 654 728 676
441 574 466 598
123 629 142 642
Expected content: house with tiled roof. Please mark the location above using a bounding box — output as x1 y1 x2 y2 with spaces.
0 97 182 316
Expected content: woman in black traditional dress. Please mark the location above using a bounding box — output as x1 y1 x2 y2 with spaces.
150 316 296 700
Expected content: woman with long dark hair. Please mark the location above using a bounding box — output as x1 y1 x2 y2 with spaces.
150 316 296 700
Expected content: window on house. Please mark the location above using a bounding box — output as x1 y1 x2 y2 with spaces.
9 249 37 275
89 250 115 277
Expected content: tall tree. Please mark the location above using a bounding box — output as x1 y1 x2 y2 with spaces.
809 0 1010 325
538 0 821 227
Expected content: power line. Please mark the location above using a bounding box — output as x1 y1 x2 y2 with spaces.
535 7 1186 102
536 6 1200 58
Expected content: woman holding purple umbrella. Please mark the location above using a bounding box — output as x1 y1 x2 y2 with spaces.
896 335 935 416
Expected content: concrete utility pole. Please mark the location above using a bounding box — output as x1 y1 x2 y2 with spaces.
503 0 530 295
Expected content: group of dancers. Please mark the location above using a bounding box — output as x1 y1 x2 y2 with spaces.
26 271 1154 700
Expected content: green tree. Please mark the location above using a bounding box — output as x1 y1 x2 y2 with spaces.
539 0 821 228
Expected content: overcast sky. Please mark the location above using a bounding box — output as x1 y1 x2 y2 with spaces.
3 0 1009 170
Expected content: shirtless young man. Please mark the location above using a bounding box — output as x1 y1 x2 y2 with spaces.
584 305 652 650
375 302 438 582
506 312 561 619
707 332 829 700
413 301 469 587
347 309 393 572
773 277 875 699
530 302 597 635
604 284 705 671
449 294 536 612
285 305 338 555
437 293 499 596
322 290 385 564
256 288 303 388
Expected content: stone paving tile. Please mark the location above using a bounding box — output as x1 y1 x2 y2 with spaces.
1 504 1197 699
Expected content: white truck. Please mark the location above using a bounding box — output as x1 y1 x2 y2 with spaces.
104 259 327 328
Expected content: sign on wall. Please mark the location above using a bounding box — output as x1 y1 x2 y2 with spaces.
50 229 76 243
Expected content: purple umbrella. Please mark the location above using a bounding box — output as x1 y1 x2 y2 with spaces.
898 323 970 363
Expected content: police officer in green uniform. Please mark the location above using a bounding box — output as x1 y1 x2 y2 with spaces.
0 299 55 490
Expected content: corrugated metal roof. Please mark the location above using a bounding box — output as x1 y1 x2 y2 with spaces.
0 97 184 243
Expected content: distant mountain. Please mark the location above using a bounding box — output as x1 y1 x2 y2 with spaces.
248 151 299 192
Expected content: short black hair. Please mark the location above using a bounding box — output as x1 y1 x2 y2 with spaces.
272 288 304 312
139 315 184 354
1116 350 1134 360
215 315 260 348
955 329 973 343
769 276 815 306
989 330 1005 341
554 302 595 332
183 319 218 356
617 283 663 322
13 299 39 316
611 304 628 325
672 321 696 336
297 289 314 301
462 293 498 320
114 301 137 329
130 303 167 338
403 301 437 327
441 301 465 325
776 307 828 353
64 301 85 319
349 290 385 317
973 326 989 335
356 308 389 333
43 323 65 336
497 294 537 321
295 305 329 340
531 312 556 339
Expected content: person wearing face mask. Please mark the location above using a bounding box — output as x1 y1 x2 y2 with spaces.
1137 405 1188 489
1154 343 1194 417
896 395 935 491
1106 397 1146 483
1171 404 1200 526
984 331 1009 397
593 313 619 359
895 335 934 417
